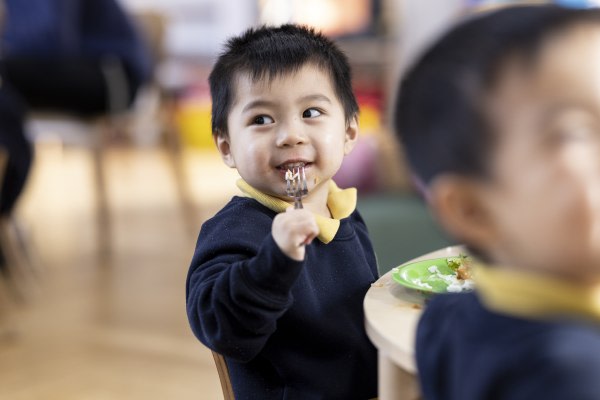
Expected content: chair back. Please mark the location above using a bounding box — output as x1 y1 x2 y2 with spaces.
212 351 235 400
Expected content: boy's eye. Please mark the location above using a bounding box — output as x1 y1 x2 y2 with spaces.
548 112 599 145
253 115 274 125
554 124 597 143
302 108 322 119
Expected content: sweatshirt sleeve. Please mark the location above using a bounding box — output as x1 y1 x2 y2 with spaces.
185 200 304 362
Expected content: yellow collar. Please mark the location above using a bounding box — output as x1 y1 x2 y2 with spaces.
475 264 600 323
236 179 356 244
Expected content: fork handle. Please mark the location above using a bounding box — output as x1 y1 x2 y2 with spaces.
294 198 303 209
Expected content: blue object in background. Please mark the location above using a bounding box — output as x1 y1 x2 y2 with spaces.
555 0 599 7
466 0 600 8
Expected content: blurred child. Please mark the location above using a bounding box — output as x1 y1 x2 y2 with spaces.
395 5 600 400
186 25 378 399
0 0 151 215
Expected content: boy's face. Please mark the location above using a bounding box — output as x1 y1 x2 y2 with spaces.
458 25 600 281
216 63 357 209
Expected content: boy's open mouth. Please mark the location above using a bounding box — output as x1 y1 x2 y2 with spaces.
277 161 312 171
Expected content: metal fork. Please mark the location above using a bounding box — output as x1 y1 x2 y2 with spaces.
285 165 308 209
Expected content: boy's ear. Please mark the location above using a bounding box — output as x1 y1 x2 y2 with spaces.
343 116 359 155
428 175 496 252
215 134 236 168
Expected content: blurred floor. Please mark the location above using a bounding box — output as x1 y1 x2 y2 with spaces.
0 142 239 399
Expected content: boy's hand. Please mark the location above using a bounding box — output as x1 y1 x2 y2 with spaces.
272 207 319 261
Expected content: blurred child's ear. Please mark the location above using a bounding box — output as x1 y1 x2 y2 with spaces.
428 175 496 252
343 116 359 155
215 134 236 168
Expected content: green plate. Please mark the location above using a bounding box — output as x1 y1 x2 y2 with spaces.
391 257 469 294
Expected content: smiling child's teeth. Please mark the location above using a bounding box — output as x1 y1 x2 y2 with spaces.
283 162 305 169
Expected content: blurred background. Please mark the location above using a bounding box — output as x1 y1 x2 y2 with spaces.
0 0 594 398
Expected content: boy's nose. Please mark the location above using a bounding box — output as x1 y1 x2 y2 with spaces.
276 124 307 147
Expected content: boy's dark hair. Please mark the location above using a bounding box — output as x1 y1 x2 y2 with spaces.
209 24 359 138
395 5 600 186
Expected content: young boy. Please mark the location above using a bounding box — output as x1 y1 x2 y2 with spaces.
186 25 378 399
395 5 600 400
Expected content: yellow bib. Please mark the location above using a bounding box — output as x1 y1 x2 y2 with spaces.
475 264 600 322
236 179 356 244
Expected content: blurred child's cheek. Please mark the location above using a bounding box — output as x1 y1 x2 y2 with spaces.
585 167 600 263
561 144 600 262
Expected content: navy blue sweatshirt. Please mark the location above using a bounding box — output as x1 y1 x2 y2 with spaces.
186 196 378 399
417 292 600 400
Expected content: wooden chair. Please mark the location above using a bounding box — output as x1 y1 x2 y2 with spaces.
26 57 131 256
212 351 234 400
26 10 169 256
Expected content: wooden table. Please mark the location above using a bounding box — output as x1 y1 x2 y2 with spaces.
364 245 464 400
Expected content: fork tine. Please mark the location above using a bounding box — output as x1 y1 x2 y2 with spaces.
301 167 308 195
284 165 308 209
285 170 294 196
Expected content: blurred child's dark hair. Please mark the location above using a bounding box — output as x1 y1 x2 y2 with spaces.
209 24 358 138
395 5 600 187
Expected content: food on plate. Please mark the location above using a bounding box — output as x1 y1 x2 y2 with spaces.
446 254 472 280
439 254 474 292
425 264 474 293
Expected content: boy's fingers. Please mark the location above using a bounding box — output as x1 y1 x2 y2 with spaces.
301 237 313 246
299 230 318 247
274 208 319 248
299 234 314 247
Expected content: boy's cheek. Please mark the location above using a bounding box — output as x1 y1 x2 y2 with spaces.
559 147 600 258
487 172 589 269
581 177 600 263
539 180 600 272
